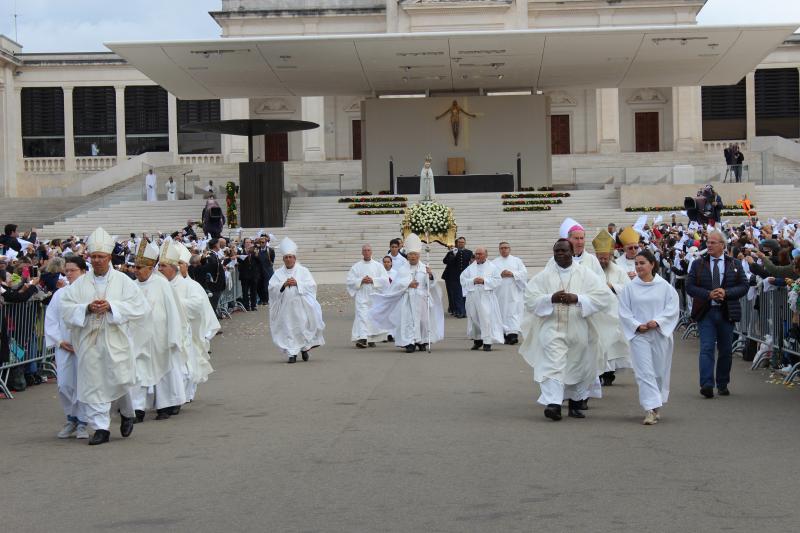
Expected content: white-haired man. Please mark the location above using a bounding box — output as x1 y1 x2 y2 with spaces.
346 244 389 348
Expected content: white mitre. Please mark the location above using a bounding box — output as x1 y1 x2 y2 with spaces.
559 218 583 239
405 233 423 254
87 227 115 254
174 241 192 264
159 240 181 266
279 237 298 256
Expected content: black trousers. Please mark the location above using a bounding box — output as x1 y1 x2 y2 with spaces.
241 279 259 310
446 277 465 316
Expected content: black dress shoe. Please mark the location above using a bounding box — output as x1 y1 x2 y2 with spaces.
155 409 171 420
717 386 730 396
405 344 416 353
579 399 589 410
170 405 181 416
544 404 562 421
568 400 586 418
88 429 110 446
387 335 394 342
417 343 428 352
355 339 367 349
120 415 134 437
700 386 714 398
134 410 145 423
600 371 616 386
287 355 297 364
483 344 492 352
471 340 484 350
507 334 519 345
368 342 376 348
301 350 309 362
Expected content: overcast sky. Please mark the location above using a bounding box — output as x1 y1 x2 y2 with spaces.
1 0 799 53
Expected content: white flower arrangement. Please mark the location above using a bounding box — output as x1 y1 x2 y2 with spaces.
403 202 455 235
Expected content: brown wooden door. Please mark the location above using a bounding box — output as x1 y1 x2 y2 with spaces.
264 133 288 162
352 119 362 160
635 112 660 152
550 114 571 155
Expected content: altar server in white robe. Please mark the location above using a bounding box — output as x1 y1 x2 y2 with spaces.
45 256 89 439
370 233 445 353
166 176 177 201
492 241 528 345
617 250 680 425
129 240 186 421
519 239 614 421
460 246 505 351
268 237 325 363
159 240 218 403
145 169 157 202
59 227 151 445
347 244 390 348
615 227 641 279
592 230 632 386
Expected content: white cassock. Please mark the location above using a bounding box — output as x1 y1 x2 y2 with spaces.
618 274 680 411
346 259 390 343
129 274 187 411
145 172 157 202
170 275 219 401
370 262 445 348
420 167 435 202
519 261 614 406
268 263 326 359
60 269 151 430
615 254 636 276
600 261 632 372
491 254 528 336
388 252 408 270
45 286 85 423
460 260 505 345
166 180 177 201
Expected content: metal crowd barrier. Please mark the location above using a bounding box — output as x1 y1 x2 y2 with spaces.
217 266 246 319
0 300 56 399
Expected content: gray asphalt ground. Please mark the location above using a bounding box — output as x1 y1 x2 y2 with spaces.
2 285 799 533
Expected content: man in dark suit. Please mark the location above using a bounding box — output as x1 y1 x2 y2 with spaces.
442 236 473 318
237 238 262 311
256 235 275 305
686 230 749 398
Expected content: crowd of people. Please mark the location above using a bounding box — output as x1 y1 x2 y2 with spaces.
3 197 800 436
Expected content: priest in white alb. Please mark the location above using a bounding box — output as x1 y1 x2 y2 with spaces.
166 176 177 201
491 241 528 345
59 227 151 445
129 240 187 421
268 237 325 364
592 230 632 386
145 169 157 202
519 239 614 422
346 244 390 348
460 246 505 351
370 233 444 353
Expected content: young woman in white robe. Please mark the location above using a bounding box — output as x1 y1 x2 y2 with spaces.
617 250 680 425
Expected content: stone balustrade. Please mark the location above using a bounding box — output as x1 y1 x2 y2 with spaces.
76 156 117 172
23 158 66 173
179 154 223 165
703 140 748 153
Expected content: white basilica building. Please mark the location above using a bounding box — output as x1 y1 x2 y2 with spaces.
1 0 799 199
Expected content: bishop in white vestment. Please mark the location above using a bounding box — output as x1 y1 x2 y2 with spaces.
346 244 390 347
145 170 157 202
460 246 505 350
60 228 151 445
519 239 614 421
491 242 528 345
268 238 325 363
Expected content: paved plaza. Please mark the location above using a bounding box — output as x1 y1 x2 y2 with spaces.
2 285 799 532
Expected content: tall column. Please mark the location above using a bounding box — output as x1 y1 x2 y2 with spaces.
515 0 529 29
168 92 179 159
745 72 756 141
672 86 703 152
12 86 22 196
115 85 127 160
595 88 620 153
302 96 326 161
386 0 399 33
63 86 76 171
221 98 249 163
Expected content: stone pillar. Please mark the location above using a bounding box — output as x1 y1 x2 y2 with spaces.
386 0 399 33
302 96 326 161
63 87 76 171
672 86 703 152
221 98 249 163
595 88 620 153
168 92 179 159
746 71 756 141
115 85 127 160
515 0 529 29
12 86 22 196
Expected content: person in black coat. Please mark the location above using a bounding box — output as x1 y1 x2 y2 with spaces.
685 230 749 398
237 239 261 311
442 236 473 318
256 236 275 305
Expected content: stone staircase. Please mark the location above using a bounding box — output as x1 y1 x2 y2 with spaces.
37 184 800 276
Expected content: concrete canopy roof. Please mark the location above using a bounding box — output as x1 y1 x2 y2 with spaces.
106 24 798 100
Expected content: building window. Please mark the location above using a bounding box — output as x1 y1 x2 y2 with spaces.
125 86 169 155
21 87 65 157
177 99 221 154
755 68 800 138
73 86 117 156
702 78 746 141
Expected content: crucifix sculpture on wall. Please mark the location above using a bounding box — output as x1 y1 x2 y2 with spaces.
435 99 477 146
